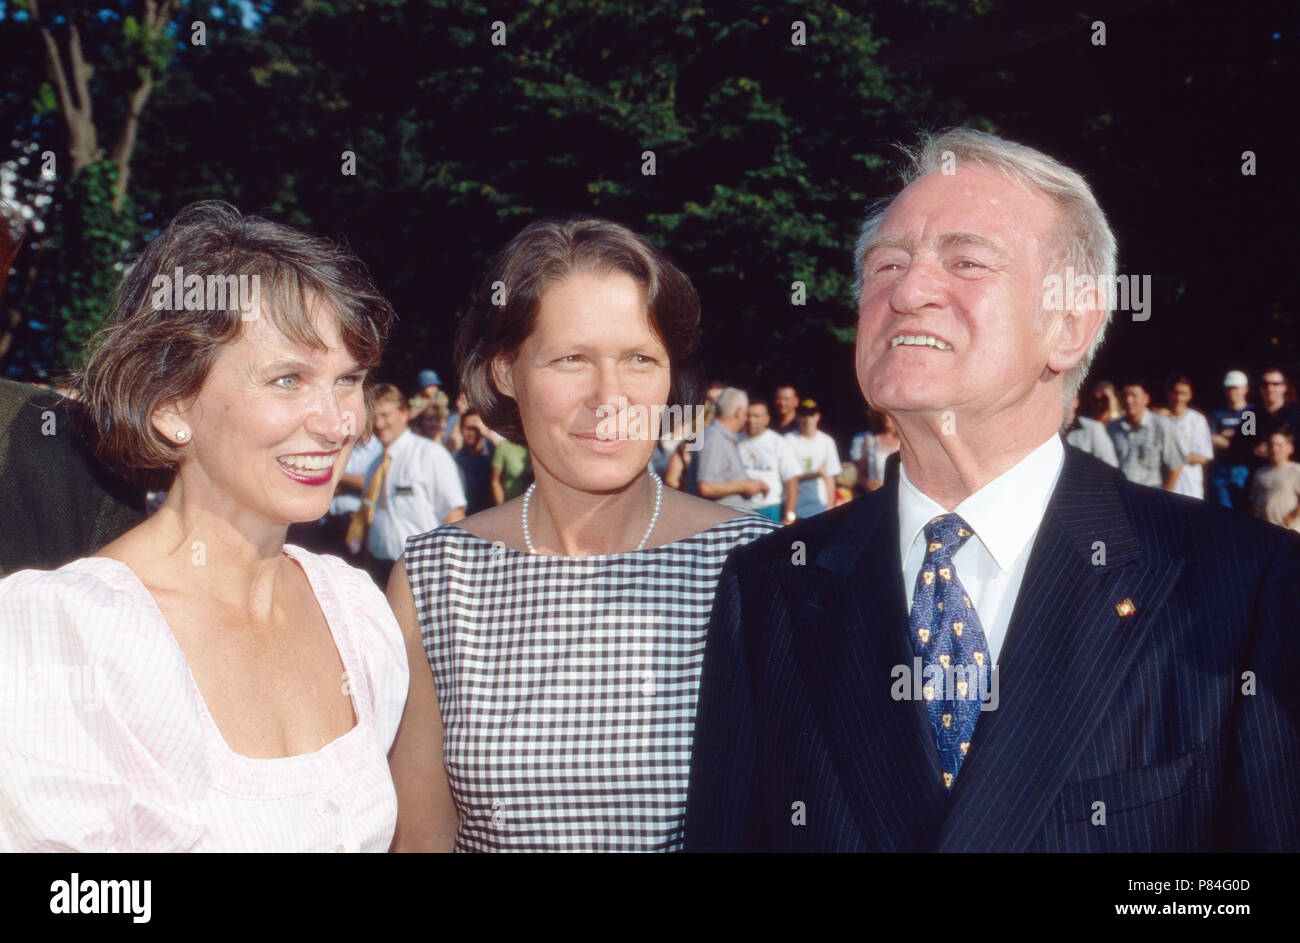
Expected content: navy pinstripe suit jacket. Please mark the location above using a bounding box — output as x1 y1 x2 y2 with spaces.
684 443 1300 851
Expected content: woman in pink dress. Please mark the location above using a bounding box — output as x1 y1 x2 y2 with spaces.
0 201 418 852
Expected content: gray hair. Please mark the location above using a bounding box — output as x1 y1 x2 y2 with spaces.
715 387 749 419
853 128 1117 405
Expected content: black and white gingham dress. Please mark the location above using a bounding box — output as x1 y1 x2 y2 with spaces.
404 514 779 852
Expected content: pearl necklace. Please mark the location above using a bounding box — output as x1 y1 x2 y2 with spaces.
522 470 664 555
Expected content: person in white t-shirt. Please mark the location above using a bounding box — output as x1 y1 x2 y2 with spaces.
850 407 903 492
738 401 800 523
361 384 466 587
1158 376 1213 500
783 398 842 519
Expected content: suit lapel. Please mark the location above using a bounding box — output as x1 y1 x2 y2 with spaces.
936 449 1185 851
795 466 950 850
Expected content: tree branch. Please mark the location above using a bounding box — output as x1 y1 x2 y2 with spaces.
67 16 95 117
28 0 99 175
109 0 177 211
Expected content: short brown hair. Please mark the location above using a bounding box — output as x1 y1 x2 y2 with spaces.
370 383 409 411
454 216 703 444
78 201 393 486
1261 367 1297 403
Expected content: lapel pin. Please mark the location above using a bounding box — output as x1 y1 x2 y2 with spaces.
1115 598 1136 618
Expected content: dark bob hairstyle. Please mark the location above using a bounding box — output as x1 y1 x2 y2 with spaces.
78 200 394 486
453 216 704 444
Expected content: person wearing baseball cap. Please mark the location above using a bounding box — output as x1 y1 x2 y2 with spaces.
783 398 842 519
1209 369 1255 510
416 368 463 450
418 369 442 397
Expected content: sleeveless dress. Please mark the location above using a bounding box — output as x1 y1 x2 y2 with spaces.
405 514 780 851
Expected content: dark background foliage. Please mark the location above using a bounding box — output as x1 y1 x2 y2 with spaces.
2 0 1296 444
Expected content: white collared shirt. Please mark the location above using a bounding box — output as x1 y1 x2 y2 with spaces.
898 434 1065 665
367 429 467 561
329 435 384 517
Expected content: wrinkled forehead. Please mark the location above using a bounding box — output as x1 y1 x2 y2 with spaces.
879 165 1060 258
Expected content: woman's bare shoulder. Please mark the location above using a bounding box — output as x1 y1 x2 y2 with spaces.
451 500 523 545
651 489 749 544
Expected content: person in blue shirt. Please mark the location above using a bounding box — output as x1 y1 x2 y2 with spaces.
1209 370 1256 510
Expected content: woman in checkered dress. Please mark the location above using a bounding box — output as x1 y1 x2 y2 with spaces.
384 218 779 851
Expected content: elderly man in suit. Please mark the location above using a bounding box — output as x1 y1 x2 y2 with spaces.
685 128 1299 852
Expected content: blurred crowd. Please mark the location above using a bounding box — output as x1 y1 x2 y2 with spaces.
1063 369 1300 529
288 368 533 586
680 367 1300 536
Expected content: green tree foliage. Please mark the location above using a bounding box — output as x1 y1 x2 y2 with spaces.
132 0 986 406
44 160 138 370
9 1 1292 423
2 0 186 374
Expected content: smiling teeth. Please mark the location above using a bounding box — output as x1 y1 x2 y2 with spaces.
278 454 334 471
891 334 953 351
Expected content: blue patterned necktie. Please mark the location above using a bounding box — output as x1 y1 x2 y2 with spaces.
909 513 992 792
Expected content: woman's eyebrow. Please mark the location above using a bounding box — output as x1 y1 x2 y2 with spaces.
259 357 363 375
260 358 313 374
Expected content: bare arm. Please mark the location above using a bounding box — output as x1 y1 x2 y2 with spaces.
1163 466 1183 491
337 472 366 495
783 478 798 519
444 506 466 524
665 444 686 489
386 557 458 852
698 479 766 500
490 466 506 506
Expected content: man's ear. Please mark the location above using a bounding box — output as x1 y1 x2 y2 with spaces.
490 355 516 400
1046 281 1108 377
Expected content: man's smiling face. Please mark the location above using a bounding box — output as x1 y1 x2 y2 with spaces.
855 164 1062 424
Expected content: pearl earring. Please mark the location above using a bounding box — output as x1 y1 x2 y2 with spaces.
175 429 189 442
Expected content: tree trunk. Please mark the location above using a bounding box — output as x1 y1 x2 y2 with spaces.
30 1 100 175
